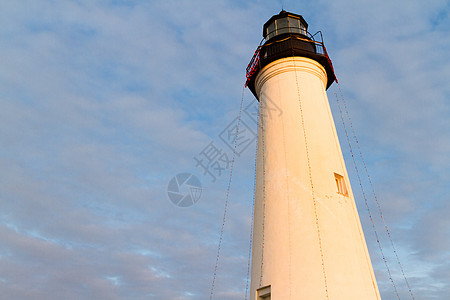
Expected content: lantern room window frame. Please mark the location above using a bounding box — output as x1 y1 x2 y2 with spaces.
264 11 308 41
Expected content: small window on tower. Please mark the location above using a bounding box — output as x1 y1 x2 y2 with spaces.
257 285 271 300
334 173 348 196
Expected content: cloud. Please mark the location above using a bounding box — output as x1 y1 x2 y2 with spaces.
0 0 449 299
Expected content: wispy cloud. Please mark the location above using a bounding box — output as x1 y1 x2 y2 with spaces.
0 0 448 299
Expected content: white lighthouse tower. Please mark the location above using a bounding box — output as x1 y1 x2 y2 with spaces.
246 11 381 299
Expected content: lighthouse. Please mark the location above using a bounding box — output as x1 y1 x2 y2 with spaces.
246 11 381 299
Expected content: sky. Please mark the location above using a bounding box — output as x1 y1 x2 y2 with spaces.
0 0 449 299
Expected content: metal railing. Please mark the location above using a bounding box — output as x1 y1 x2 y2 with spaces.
245 30 337 86
245 46 261 87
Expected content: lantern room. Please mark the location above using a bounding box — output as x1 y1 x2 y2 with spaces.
246 10 337 98
263 10 308 41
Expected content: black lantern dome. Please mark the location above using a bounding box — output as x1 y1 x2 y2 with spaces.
263 10 308 41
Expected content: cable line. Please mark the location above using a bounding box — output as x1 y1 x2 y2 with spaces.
336 84 415 299
293 56 330 299
209 86 245 300
334 91 400 299
278 80 293 299
259 92 267 287
244 104 259 300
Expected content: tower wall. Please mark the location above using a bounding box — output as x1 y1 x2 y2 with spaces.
250 57 381 299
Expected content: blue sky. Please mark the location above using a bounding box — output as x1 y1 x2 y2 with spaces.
0 0 449 299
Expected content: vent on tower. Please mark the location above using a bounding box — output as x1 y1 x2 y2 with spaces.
257 285 271 299
334 173 348 196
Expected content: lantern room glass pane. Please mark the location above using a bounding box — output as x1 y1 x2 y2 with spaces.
267 21 275 40
276 17 289 35
265 15 308 40
288 17 301 34
300 22 306 35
